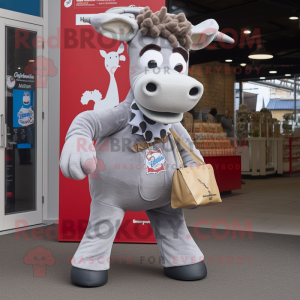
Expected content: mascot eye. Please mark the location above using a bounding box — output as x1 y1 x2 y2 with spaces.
169 53 187 74
140 50 163 69
148 60 157 68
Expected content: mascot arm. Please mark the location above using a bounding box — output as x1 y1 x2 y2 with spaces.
172 123 205 167
60 106 127 180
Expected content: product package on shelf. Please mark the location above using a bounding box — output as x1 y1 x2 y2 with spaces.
292 138 300 172
193 120 204 132
260 111 271 138
194 121 227 139
274 123 281 138
261 123 267 138
182 119 234 156
189 132 195 140
199 147 235 156
283 137 300 173
183 112 193 133
292 139 300 158
248 109 280 138
283 137 290 172
268 123 274 138
195 132 207 140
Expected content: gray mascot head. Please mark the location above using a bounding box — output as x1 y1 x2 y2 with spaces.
83 6 234 124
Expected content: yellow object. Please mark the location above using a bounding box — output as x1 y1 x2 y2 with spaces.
169 129 222 209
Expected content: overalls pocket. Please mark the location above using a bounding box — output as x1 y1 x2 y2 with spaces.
138 147 166 201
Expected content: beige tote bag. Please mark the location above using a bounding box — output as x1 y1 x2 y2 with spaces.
170 129 222 209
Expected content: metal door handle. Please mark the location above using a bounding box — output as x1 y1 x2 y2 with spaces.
0 114 7 148
0 114 3 147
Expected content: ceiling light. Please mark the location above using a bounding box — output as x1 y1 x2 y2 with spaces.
289 12 299 20
240 63 246 67
285 74 292 76
260 77 266 79
29 60 35 63
269 70 277 74
225 59 232 62
18 67 21 69
289 11 299 20
244 30 251 34
248 48 273 59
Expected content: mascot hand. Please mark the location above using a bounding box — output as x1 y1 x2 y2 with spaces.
60 135 97 180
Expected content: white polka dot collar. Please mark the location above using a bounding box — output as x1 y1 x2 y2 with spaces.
129 100 172 143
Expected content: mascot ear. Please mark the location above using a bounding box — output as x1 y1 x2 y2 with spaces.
190 19 234 50
82 13 139 42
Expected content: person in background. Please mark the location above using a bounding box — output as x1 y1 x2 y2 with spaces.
220 109 234 137
205 108 217 123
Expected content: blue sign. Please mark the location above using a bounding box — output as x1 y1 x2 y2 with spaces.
13 89 34 149
13 90 34 128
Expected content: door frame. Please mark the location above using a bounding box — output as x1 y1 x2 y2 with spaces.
0 1 49 231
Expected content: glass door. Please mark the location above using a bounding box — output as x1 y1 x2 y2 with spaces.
0 18 43 231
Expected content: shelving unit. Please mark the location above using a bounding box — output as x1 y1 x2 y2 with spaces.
283 137 300 174
228 137 284 178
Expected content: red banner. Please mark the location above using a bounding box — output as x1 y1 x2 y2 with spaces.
59 0 164 242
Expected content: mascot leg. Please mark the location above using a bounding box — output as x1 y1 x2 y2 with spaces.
146 203 207 281
71 200 125 287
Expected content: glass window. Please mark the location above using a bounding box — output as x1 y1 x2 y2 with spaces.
5 26 38 214
0 0 42 17
295 76 300 135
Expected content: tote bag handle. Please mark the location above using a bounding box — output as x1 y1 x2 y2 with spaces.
169 129 204 166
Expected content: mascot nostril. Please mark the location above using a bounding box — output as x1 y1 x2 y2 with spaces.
189 87 199 96
146 83 157 92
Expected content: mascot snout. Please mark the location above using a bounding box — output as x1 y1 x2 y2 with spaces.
133 72 203 117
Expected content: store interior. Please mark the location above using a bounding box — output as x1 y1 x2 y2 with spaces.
169 0 300 236
1 1 300 299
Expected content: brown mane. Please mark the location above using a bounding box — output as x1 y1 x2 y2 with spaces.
137 6 192 50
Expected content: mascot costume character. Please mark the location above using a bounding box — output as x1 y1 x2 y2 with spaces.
60 6 234 287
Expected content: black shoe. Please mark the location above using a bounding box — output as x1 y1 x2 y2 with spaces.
164 261 207 281
71 266 108 287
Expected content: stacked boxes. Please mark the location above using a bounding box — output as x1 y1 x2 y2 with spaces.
181 113 235 156
183 112 194 134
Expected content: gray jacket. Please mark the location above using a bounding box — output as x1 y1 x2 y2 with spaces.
60 90 204 211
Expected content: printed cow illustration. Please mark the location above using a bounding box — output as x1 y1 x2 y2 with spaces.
60 6 234 287
80 43 126 111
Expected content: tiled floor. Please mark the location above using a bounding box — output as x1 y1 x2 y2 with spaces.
184 176 300 236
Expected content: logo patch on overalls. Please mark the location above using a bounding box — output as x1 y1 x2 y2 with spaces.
145 148 166 174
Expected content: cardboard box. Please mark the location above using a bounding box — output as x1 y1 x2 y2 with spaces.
183 112 193 130
189 132 195 140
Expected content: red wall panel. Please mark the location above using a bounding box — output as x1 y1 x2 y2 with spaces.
203 156 242 192
59 0 164 242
